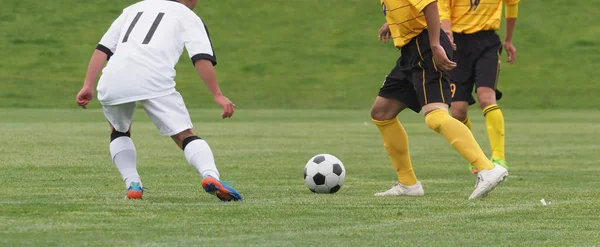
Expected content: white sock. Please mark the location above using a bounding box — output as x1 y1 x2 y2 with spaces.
110 136 141 188
184 139 220 180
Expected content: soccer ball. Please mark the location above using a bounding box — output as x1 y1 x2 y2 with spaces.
304 154 346 193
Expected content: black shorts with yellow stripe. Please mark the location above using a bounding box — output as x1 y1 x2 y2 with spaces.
378 30 454 113
450 30 503 105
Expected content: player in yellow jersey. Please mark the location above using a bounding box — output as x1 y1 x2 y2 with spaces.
438 0 519 174
371 0 507 199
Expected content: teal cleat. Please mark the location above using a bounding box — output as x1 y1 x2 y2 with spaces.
126 182 143 200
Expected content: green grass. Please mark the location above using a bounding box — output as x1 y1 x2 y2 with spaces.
1 0 599 109
0 0 599 245
1 108 599 246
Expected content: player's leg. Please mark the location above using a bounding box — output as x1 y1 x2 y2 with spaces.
450 33 482 173
448 34 476 132
450 101 471 129
418 78 493 174
450 33 478 131
171 129 219 180
141 92 241 201
412 32 507 199
102 102 143 199
371 64 424 197
475 35 507 168
171 129 241 201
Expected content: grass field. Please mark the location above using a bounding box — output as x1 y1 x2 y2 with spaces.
1 0 599 109
1 108 599 246
1 0 599 245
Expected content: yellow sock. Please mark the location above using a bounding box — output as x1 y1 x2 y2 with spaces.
425 109 494 171
461 117 472 130
483 104 505 160
372 118 417 186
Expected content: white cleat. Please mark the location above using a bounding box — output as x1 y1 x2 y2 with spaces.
375 181 424 196
469 164 508 199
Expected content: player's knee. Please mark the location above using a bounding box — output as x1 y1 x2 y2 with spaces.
111 131 131 142
424 105 450 133
477 87 496 108
422 103 448 116
370 107 396 121
173 129 197 149
478 98 496 109
451 106 468 121
425 115 442 132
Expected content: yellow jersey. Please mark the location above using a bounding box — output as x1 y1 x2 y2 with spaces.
438 0 520 34
381 0 436 48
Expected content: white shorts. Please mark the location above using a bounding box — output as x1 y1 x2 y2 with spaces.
102 92 193 136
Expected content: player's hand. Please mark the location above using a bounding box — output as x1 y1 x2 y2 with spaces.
444 29 457 51
378 23 392 43
504 40 517 63
76 86 94 109
431 44 456 71
214 95 235 119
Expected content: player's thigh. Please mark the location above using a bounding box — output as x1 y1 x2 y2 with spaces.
410 62 452 113
141 92 193 137
474 42 502 91
102 102 137 133
450 52 476 105
450 77 476 106
373 65 417 119
404 31 453 112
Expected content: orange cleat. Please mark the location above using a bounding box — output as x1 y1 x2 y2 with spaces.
201 176 242 202
126 182 143 199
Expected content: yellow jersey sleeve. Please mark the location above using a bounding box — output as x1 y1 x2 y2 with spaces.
408 0 436 13
438 0 452 20
504 0 519 18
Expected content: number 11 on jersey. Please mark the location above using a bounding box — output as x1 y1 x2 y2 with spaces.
122 12 165 45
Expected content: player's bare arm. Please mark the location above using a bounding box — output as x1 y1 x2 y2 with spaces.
77 50 108 109
438 0 456 50
504 18 517 63
423 2 456 71
194 59 235 119
504 1 518 63
378 23 391 43
441 20 456 51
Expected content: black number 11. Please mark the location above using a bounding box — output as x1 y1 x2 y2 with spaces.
122 12 165 44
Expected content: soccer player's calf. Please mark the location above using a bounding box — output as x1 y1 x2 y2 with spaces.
109 128 140 199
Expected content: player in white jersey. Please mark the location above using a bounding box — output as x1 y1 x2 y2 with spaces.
75 0 242 201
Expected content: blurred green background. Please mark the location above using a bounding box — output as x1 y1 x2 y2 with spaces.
0 0 598 109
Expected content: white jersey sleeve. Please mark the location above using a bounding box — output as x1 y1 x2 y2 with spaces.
97 8 128 59
181 13 217 66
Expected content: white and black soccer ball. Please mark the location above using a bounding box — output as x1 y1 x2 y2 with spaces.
304 154 346 193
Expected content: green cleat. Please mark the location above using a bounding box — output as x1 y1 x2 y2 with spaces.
491 157 508 169
469 158 507 174
469 163 478 174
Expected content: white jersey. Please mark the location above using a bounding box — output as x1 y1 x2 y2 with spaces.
96 0 215 105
